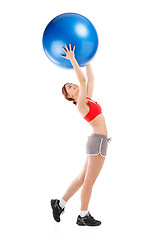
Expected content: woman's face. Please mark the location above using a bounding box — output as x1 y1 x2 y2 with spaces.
65 83 79 98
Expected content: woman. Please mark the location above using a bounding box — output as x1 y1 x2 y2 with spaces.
51 44 111 226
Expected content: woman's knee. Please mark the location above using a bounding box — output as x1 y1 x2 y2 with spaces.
82 154 105 186
77 174 85 186
83 176 95 187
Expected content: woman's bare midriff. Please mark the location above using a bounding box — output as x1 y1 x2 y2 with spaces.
89 113 108 136
77 101 108 136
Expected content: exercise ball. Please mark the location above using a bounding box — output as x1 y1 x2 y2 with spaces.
42 13 99 69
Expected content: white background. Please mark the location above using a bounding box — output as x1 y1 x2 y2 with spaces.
0 0 160 239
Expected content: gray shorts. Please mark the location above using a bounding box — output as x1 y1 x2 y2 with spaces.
86 133 110 157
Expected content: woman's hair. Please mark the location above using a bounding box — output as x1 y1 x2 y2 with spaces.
62 83 77 105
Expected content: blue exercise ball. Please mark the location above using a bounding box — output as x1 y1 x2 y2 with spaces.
42 13 99 69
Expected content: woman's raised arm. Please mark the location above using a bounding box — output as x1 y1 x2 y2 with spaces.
61 44 86 83
86 64 94 98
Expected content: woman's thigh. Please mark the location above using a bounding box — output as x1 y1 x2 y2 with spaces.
84 154 105 185
77 156 89 181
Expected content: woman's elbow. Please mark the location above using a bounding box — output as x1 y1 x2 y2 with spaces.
80 77 86 82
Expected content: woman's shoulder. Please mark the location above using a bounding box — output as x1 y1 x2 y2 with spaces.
76 96 91 105
76 96 90 110
76 98 90 117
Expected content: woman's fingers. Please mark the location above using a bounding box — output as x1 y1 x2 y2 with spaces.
61 44 75 59
62 44 75 52
65 44 69 51
61 54 66 58
69 44 75 52
62 46 67 53
62 46 67 52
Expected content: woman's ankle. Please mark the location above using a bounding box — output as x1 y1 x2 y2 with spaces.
59 198 67 209
80 210 89 217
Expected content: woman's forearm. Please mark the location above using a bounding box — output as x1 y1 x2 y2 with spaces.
70 58 86 82
86 64 94 81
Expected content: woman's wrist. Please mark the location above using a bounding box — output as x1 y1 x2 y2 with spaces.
70 57 86 81
70 56 76 63
70 57 79 68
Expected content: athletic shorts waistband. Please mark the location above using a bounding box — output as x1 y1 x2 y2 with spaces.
89 133 108 140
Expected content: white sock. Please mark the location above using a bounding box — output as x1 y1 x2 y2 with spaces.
80 210 89 217
59 198 67 209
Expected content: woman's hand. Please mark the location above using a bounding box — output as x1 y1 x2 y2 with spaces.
61 44 85 82
61 44 75 61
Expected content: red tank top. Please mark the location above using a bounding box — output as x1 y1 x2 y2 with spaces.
76 97 102 122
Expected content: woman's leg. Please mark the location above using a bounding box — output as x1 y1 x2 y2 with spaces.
62 157 89 202
80 154 105 210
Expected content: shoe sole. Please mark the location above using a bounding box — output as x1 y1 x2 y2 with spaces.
76 220 86 226
76 219 101 226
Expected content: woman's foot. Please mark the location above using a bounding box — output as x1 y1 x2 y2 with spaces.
76 212 101 226
50 199 65 222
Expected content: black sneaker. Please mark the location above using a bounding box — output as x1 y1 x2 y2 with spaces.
76 212 101 226
50 199 64 222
